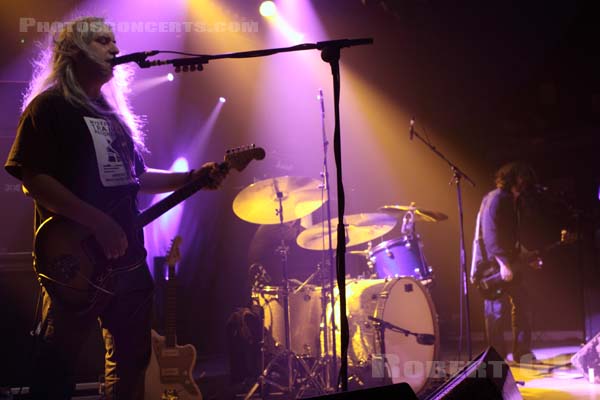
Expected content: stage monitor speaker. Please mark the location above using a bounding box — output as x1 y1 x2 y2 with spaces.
425 346 522 400
305 383 417 399
571 330 600 383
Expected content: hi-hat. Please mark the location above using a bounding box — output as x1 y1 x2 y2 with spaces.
296 213 397 250
378 204 448 222
233 176 325 224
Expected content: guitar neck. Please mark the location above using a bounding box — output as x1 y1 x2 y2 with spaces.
165 263 178 348
135 164 226 229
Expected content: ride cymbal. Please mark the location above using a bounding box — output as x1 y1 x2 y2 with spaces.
233 176 325 224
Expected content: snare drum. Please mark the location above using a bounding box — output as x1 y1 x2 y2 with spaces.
370 236 431 280
325 277 439 394
252 284 322 357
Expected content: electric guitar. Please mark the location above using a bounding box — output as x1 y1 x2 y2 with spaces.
145 236 202 400
473 230 575 300
33 145 265 315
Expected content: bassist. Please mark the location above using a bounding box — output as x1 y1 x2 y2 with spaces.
470 162 537 364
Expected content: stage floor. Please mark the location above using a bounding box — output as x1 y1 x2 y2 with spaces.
195 342 600 399
509 345 600 400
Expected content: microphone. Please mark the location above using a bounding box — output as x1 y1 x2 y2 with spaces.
416 333 436 346
409 118 415 140
367 316 435 345
110 50 159 66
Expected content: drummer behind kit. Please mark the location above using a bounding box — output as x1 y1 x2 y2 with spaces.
232 176 448 397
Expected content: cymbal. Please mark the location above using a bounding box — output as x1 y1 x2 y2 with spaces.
296 213 397 250
233 176 324 224
378 204 448 222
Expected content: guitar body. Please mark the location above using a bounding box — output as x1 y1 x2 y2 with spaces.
33 146 265 315
473 259 506 300
145 329 202 400
34 197 146 314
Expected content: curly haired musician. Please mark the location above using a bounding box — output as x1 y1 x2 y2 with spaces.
470 162 538 363
4 17 227 399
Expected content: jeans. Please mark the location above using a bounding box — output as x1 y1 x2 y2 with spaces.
29 266 154 400
483 276 532 361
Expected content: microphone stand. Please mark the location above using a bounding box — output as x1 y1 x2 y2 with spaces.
409 123 476 361
367 316 436 346
319 43 350 393
368 316 436 383
132 38 374 392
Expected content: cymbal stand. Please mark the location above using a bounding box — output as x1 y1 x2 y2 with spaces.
317 89 338 392
244 190 325 399
401 208 431 281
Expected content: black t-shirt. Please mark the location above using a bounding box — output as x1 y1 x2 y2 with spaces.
5 89 146 225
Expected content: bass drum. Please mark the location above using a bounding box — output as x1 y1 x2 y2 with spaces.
325 277 439 394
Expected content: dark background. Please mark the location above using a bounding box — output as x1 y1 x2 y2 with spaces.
1 0 599 383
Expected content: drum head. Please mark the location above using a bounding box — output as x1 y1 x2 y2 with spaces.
376 277 438 392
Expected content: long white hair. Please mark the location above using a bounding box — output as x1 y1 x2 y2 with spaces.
22 16 146 152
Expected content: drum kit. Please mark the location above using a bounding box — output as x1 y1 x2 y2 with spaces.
232 175 448 398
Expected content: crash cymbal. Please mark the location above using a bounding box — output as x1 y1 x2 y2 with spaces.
233 176 325 224
378 204 448 222
296 213 397 250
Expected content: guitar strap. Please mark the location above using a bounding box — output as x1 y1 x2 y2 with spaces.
470 199 488 281
475 196 489 256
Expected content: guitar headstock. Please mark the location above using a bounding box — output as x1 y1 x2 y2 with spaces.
225 145 265 172
166 236 183 268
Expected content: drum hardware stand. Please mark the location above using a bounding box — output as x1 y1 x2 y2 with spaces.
362 242 376 278
402 206 432 282
244 190 326 400
317 88 338 393
368 316 436 382
408 120 476 360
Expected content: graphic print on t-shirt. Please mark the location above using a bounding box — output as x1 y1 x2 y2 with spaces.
84 116 136 187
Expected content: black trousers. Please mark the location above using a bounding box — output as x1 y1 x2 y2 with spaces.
483 276 533 361
30 266 154 400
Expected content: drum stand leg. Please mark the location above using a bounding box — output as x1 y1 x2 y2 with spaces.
244 192 326 399
244 348 326 399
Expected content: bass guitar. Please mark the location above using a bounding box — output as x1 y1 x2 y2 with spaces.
145 236 202 400
34 145 265 315
473 230 575 300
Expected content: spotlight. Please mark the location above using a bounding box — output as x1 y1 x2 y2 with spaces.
167 73 174 82
219 97 226 103
259 1 277 18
